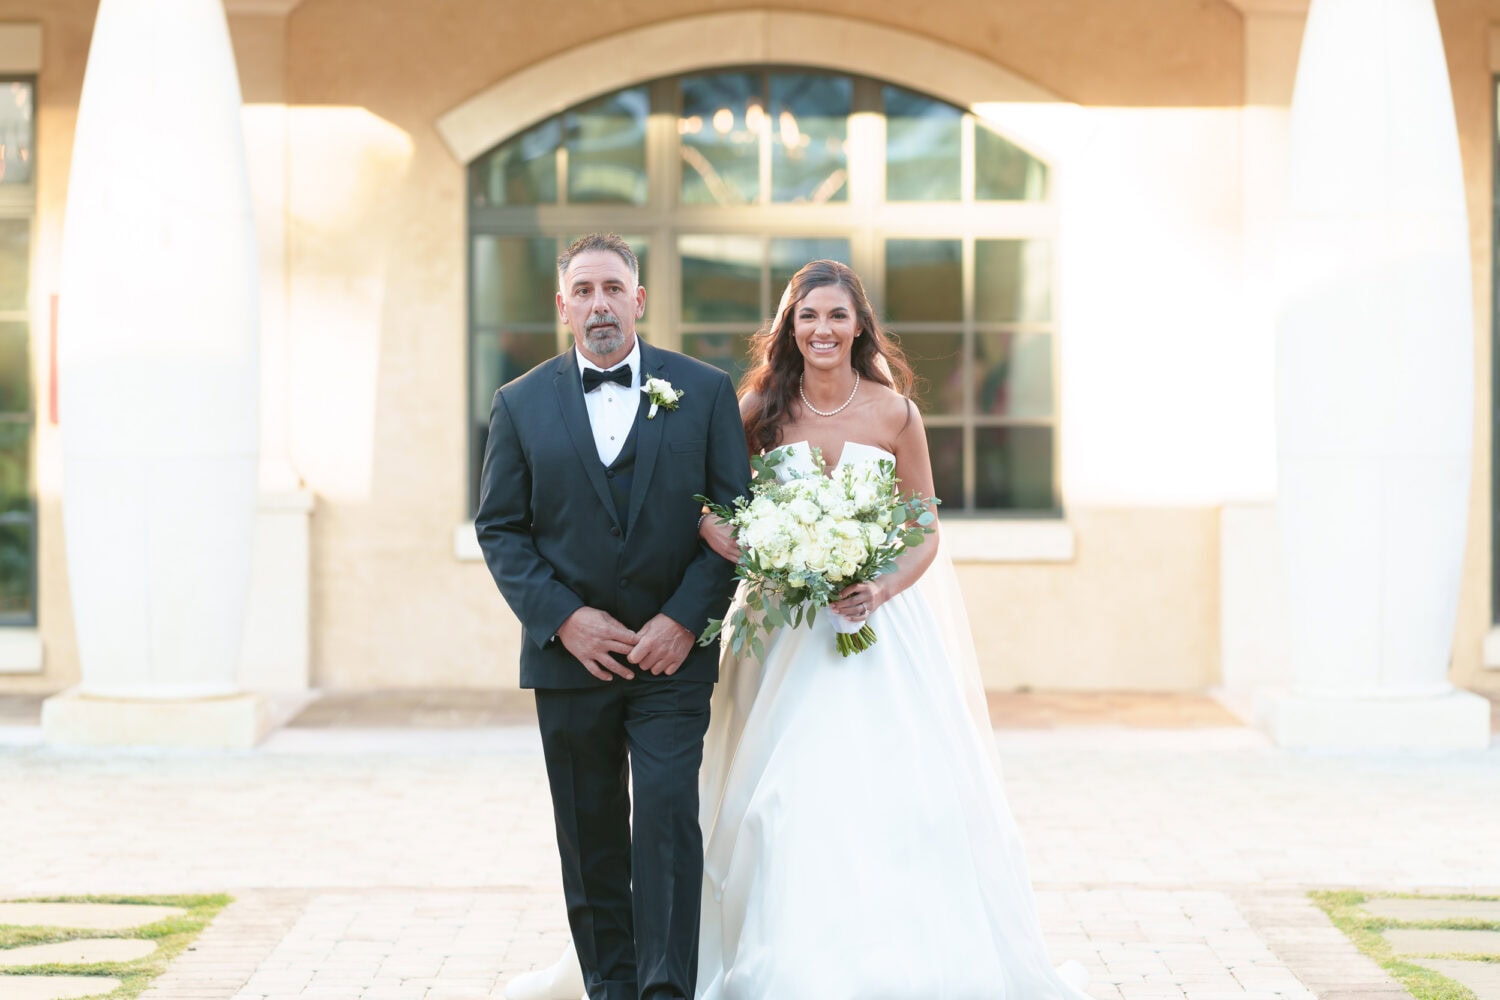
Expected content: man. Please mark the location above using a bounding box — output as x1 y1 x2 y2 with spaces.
476 233 750 1000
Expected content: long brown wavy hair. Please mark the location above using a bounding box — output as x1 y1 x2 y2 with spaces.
740 259 915 455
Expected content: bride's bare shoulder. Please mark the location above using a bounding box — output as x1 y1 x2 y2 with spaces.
861 381 917 435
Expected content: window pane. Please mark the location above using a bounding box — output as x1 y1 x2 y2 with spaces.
884 86 960 201
627 237 650 300
976 239 1051 323
900 332 963 416
0 81 33 186
472 236 557 326
975 332 1052 418
0 322 28 413
680 73 763 206
682 332 751 387
0 421 28 515
976 426 1054 510
975 120 1047 201
567 87 648 205
562 234 649 289
473 331 559 421
471 331 561 512
0 218 28 312
0 518 31 617
770 73 849 204
471 118 560 207
769 237 851 304
680 234 761 324
926 426 963 511
885 239 961 323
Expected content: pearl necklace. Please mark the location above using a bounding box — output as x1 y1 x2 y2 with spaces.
799 371 860 417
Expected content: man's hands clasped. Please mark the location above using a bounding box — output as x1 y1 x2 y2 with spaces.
556 608 694 681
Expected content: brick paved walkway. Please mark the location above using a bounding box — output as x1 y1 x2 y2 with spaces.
2 695 1496 999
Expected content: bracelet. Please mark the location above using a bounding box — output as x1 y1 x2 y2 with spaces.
697 511 710 530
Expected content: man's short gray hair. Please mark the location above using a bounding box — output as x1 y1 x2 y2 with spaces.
557 233 640 290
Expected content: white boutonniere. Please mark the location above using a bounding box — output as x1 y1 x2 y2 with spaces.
642 377 684 419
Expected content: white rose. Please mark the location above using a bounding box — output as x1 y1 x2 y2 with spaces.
837 536 868 569
789 497 821 525
801 547 829 574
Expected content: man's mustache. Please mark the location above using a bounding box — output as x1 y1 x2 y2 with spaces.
586 315 620 331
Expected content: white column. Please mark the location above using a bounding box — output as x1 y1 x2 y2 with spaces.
1268 0 1490 748
43 0 268 747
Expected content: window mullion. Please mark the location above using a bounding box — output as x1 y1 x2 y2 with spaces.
961 115 976 205
651 77 678 212
963 235 976 512
847 77 883 211
648 78 680 350
759 69 773 208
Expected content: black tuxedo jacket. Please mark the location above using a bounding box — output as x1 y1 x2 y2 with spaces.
476 340 751 689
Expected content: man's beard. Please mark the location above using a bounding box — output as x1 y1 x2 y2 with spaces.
583 316 625 356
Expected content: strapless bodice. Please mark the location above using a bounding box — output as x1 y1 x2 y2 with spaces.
773 440 895 481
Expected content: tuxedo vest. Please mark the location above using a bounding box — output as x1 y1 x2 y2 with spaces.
602 412 642 533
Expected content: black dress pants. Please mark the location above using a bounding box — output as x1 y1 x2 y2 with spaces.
534 678 713 1000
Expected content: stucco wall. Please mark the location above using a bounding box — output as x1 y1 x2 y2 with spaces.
277 0 1242 690
10 0 1497 696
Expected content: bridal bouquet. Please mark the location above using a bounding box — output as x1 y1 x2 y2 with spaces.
696 448 937 660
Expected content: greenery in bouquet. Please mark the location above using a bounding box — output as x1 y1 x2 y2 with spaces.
696 447 938 661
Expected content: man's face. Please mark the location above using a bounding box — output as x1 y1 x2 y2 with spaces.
557 249 646 366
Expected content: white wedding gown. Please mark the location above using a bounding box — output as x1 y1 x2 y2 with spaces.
506 441 1089 1000
694 441 1090 1000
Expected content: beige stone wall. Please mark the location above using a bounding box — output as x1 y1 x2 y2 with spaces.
964 508 1221 691
278 0 1242 690
0 1 1245 694
14 0 1500 696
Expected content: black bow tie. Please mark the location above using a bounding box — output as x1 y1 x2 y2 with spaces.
582 365 632 392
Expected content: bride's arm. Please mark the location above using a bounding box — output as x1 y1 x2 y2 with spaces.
697 391 762 562
830 399 941 617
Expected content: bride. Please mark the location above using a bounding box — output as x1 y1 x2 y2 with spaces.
508 260 1090 1000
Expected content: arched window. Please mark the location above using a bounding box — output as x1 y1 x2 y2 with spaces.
468 69 1056 516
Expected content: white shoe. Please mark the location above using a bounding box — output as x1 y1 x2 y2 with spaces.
1057 959 1090 989
503 942 587 1000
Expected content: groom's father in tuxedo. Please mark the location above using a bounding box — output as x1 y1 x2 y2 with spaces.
476 233 750 1000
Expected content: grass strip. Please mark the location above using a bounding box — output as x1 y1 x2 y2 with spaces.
0 893 231 1000
1311 889 1491 1000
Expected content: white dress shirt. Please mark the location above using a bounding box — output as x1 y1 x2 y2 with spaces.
576 340 641 466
